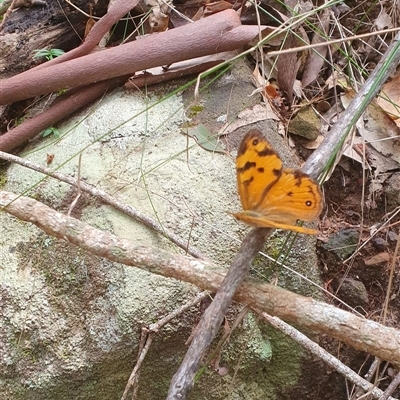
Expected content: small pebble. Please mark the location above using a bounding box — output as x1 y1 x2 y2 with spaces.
388 231 398 242
371 237 386 251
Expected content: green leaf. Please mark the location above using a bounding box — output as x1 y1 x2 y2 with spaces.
186 124 226 154
33 48 65 60
49 49 65 58
41 127 60 138
33 49 51 59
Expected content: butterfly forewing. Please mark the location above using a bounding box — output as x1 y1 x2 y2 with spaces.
236 130 282 210
259 169 323 224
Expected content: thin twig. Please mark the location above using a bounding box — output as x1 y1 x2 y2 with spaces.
0 151 207 259
67 153 82 217
351 358 381 399
380 372 400 400
125 328 154 400
266 27 400 58
258 311 397 400
382 233 400 324
121 291 209 400
0 0 17 30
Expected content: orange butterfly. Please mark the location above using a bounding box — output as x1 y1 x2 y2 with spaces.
232 129 323 234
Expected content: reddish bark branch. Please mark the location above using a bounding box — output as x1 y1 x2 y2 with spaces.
0 10 263 105
0 53 233 153
0 77 127 152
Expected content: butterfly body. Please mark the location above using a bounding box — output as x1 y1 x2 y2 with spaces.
232 130 323 234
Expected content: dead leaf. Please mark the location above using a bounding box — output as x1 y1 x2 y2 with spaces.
342 137 365 166
204 1 232 15
218 104 279 136
284 0 313 13
46 154 54 165
300 134 324 150
251 66 285 119
341 90 400 166
342 136 398 209
377 74 400 127
149 10 169 32
301 7 331 88
84 5 96 39
276 33 304 103
374 9 393 30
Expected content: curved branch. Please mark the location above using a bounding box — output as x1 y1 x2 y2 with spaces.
0 151 207 259
1 190 399 368
0 10 262 105
30 0 141 71
0 54 231 152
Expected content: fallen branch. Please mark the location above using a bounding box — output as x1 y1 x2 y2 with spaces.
1 190 399 368
0 151 207 259
0 10 263 105
124 53 234 89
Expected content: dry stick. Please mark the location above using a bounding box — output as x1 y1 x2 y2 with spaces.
0 77 128 152
67 153 82 217
1 190 400 366
0 0 17 30
351 358 381 400
0 191 400 365
266 27 400 58
124 57 227 89
29 0 141 71
383 233 400 324
0 10 263 105
130 330 154 400
258 311 396 400
0 151 207 259
166 228 271 399
380 372 400 400
121 291 209 400
302 31 400 179
167 31 400 399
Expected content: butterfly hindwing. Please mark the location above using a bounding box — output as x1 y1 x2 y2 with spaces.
260 169 323 224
